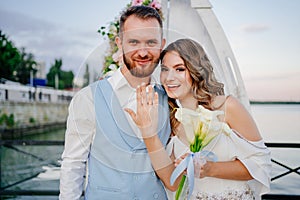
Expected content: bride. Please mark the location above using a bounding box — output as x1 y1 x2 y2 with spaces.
125 38 271 200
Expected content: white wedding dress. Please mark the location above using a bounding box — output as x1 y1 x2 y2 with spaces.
165 109 271 200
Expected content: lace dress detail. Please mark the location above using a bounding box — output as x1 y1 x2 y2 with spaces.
192 185 254 200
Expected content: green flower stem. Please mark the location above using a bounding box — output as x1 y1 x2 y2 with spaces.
175 175 186 200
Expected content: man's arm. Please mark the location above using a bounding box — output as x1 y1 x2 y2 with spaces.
59 87 95 200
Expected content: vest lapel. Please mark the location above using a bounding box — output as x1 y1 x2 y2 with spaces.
96 80 142 149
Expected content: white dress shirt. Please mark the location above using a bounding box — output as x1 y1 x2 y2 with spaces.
59 68 158 199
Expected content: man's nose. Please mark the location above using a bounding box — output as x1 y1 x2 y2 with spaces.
137 47 148 58
138 42 149 57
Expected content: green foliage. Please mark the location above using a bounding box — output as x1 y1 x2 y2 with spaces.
0 112 15 128
82 64 90 87
0 112 4 125
29 117 35 124
0 30 37 84
46 59 74 89
43 114 49 122
1 30 74 88
0 30 21 81
61 70 74 89
15 47 37 84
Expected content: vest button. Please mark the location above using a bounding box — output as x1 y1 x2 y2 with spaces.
153 193 159 199
133 196 139 200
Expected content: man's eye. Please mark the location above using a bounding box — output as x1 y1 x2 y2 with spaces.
147 40 157 46
129 40 138 45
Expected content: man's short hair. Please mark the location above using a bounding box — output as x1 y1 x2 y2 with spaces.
119 5 163 38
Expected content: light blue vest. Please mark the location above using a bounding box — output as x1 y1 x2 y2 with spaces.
85 79 171 200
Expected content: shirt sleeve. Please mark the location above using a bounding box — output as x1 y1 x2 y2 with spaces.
229 130 272 198
59 86 95 200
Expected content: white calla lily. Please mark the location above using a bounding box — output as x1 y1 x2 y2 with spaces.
175 105 226 147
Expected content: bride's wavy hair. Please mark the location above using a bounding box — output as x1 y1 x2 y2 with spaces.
160 39 224 133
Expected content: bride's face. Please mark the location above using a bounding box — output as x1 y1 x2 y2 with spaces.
160 51 194 101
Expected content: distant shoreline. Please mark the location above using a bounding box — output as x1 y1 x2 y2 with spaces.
250 101 300 105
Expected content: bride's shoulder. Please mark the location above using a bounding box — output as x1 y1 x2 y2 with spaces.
211 95 228 111
212 95 242 110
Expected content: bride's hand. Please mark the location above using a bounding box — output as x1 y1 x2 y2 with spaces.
199 161 213 178
125 83 159 138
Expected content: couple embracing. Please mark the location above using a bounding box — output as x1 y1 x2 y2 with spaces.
59 5 271 200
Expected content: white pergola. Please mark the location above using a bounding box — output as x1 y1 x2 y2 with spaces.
160 0 250 110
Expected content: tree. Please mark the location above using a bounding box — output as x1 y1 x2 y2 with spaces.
15 47 37 85
82 63 90 87
47 59 62 88
61 70 74 89
46 58 74 89
0 30 21 81
0 30 37 84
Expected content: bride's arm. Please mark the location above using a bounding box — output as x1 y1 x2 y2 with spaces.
143 135 181 191
199 96 267 180
125 84 182 191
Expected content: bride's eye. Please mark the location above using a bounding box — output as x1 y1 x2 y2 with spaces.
161 66 169 72
176 67 186 72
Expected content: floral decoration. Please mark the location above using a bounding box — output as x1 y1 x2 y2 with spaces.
98 0 163 77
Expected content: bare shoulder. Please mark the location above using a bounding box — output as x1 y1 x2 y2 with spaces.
211 95 227 110
224 95 245 111
224 96 262 141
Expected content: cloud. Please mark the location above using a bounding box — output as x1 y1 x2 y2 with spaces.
0 9 57 34
244 71 300 101
0 8 103 73
240 23 270 33
244 71 300 82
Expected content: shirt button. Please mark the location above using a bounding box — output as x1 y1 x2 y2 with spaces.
134 175 139 180
133 197 139 200
153 193 159 199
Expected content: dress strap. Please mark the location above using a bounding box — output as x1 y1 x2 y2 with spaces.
218 95 231 122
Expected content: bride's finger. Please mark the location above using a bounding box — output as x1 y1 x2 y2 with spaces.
124 108 137 122
147 85 154 105
136 85 142 105
140 83 147 105
154 91 158 106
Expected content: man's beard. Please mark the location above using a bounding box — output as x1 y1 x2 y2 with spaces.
123 52 159 78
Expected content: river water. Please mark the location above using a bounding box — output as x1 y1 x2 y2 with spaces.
1 128 65 199
1 104 299 199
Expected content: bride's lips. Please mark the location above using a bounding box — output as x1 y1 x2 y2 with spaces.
165 84 180 91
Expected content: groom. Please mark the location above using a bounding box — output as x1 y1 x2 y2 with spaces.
59 5 171 200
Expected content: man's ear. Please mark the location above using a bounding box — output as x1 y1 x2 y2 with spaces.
161 38 166 50
115 36 122 50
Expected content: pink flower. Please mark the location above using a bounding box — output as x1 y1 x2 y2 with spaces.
131 0 143 6
150 0 161 9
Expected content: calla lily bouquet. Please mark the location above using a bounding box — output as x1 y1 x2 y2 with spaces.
171 105 230 200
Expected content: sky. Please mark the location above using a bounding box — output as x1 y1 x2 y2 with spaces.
0 0 299 101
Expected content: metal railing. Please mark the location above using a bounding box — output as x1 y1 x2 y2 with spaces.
262 143 300 199
1 140 300 199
